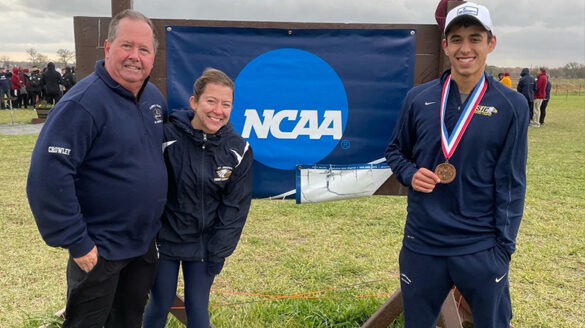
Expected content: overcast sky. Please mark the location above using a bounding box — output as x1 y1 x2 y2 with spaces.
1 0 584 68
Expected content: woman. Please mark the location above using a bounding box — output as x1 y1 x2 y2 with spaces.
143 68 253 328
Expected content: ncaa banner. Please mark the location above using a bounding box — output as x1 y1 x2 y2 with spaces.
166 26 415 198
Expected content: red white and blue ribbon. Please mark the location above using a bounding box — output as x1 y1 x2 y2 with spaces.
440 74 487 160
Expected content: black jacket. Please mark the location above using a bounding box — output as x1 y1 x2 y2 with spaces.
29 72 43 93
158 109 253 263
516 68 535 103
62 67 76 90
42 62 63 95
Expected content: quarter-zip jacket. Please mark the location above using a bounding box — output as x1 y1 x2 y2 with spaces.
385 70 529 257
27 60 168 260
158 109 253 263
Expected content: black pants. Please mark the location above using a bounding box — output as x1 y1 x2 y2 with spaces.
63 241 158 328
30 91 41 107
45 92 62 105
0 87 10 109
18 92 28 108
540 99 549 124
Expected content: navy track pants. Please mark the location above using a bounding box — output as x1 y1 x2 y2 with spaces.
399 246 512 328
143 259 216 328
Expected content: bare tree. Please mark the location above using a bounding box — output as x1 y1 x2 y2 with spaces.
37 54 49 68
56 49 76 67
0 55 10 68
25 48 49 67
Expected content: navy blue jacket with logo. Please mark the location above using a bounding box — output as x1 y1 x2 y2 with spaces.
26 60 168 261
158 109 253 263
385 70 529 257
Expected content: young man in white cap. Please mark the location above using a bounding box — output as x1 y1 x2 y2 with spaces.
385 2 529 327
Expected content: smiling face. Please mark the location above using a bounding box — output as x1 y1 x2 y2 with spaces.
104 17 155 96
189 82 234 134
442 24 496 91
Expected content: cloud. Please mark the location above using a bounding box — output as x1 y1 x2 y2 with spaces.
1 0 584 67
16 0 109 18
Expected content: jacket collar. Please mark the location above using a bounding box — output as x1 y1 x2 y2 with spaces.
94 59 150 100
440 69 494 91
169 108 232 146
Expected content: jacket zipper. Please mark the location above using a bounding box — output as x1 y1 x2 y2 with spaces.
199 133 207 262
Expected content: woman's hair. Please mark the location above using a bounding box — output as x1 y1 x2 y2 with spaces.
192 68 234 102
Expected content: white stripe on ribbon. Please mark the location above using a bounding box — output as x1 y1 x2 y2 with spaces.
440 75 487 159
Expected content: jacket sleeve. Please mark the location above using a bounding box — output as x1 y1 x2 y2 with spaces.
384 92 419 187
494 97 529 256
207 143 254 262
516 78 522 93
26 101 97 258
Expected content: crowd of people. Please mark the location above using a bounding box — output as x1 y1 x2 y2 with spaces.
498 67 552 127
0 63 76 110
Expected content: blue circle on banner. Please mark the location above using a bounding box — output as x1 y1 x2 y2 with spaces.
232 48 348 170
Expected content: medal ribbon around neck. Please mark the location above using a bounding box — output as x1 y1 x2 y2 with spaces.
440 74 487 160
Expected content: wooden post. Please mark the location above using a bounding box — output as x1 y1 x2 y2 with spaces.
437 290 464 328
361 288 403 328
170 295 188 325
361 288 471 328
171 295 216 328
111 0 133 17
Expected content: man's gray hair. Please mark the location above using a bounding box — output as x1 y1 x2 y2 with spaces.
107 9 158 52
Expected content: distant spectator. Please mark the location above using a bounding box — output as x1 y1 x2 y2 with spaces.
60 68 67 94
10 67 22 108
19 68 30 108
62 66 76 94
517 68 535 122
434 0 459 31
41 62 63 105
29 67 43 107
539 74 552 125
0 66 11 109
531 67 548 127
501 72 512 88
497 72 504 81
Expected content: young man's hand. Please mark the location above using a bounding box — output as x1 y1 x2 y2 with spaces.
411 168 440 193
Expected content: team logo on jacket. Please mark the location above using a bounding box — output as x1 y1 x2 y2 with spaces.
475 105 498 117
150 104 163 124
231 48 348 170
214 166 233 181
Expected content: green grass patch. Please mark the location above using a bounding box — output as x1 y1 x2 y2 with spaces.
1 95 583 327
0 109 38 125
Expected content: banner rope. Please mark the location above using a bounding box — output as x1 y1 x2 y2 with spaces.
170 275 398 310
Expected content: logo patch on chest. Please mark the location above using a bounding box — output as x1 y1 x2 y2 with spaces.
150 104 163 124
214 166 233 182
475 105 498 117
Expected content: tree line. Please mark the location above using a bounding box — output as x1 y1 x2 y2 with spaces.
0 48 75 69
486 62 585 79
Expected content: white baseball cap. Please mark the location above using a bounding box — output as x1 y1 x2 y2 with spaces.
444 2 493 34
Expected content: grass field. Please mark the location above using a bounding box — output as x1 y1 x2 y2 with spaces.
1 94 584 327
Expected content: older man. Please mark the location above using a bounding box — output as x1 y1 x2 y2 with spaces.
27 9 167 327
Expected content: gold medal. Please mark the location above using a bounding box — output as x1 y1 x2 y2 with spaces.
435 161 456 184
